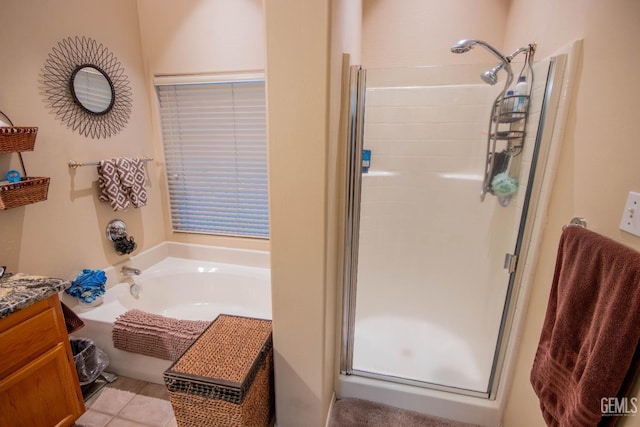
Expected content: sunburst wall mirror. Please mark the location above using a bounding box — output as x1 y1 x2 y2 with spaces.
42 36 132 139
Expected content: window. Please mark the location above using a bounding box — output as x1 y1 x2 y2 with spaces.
155 76 268 238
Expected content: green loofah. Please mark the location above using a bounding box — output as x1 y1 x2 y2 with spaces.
491 172 518 197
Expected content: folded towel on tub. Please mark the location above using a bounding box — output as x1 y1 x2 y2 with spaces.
113 309 210 361
531 226 640 426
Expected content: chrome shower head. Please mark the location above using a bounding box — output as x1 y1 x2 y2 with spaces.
451 39 514 85
481 63 506 85
450 39 510 64
450 39 477 54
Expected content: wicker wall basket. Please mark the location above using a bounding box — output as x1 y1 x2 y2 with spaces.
0 127 38 154
0 177 50 210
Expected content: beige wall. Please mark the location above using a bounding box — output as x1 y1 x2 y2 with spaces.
502 1 640 426
362 1 640 426
3 2 637 426
264 0 337 425
136 0 269 252
361 0 509 67
0 0 269 278
134 1 344 424
136 0 264 76
0 0 165 279
329 0 358 401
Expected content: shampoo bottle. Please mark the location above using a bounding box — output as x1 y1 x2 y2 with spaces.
514 76 529 113
501 90 515 119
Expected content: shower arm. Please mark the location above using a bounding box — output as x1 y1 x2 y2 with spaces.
477 42 511 65
507 43 536 63
452 39 511 64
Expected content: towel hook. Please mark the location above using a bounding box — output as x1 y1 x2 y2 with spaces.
563 217 587 230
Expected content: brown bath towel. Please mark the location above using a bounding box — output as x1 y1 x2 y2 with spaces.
531 226 640 426
113 309 210 361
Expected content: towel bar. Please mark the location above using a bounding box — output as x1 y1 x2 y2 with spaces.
68 157 153 169
563 217 587 230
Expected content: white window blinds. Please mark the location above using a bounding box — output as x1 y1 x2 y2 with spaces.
156 79 269 238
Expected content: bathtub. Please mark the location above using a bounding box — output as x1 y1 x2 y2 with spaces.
65 243 271 384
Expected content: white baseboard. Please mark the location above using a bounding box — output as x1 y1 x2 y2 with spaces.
325 392 337 427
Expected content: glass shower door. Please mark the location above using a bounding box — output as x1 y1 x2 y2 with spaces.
342 61 553 395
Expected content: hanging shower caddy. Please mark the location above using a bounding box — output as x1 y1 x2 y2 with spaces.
481 46 536 207
449 39 537 206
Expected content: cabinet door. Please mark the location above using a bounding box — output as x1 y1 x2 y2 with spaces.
0 343 84 427
0 306 62 378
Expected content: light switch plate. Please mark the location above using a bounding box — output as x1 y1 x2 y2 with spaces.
619 191 640 236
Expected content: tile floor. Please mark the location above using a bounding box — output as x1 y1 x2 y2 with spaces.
74 376 177 427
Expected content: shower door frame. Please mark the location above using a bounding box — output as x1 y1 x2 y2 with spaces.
340 56 567 400
340 65 366 376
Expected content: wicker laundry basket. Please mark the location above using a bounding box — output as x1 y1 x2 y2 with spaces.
163 315 274 427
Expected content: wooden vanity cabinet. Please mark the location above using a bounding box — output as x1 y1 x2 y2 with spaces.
0 294 85 426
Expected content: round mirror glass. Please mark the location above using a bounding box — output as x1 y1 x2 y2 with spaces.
71 65 114 114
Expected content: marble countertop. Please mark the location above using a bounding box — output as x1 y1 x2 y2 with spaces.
0 273 70 319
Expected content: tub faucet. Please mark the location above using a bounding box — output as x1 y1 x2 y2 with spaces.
121 266 141 276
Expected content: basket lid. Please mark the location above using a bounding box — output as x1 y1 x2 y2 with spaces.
164 314 272 399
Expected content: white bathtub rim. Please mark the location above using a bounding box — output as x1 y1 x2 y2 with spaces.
68 256 272 321
62 242 270 314
72 241 270 297
68 247 273 385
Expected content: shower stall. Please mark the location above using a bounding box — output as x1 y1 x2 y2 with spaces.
338 45 571 425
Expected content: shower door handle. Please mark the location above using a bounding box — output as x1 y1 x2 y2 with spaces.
504 253 518 273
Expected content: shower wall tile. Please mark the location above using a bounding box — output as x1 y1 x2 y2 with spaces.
365 85 490 108
364 139 474 158
364 122 441 139
357 81 526 374
365 106 440 123
365 64 489 88
354 63 552 390
436 104 486 123
365 155 480 175
437 122 485 140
